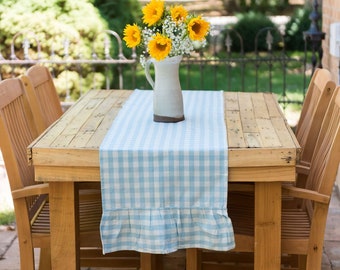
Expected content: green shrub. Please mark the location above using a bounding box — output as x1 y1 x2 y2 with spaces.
284 7 312 51
93 0 141 58
0 0 109 100
226 12 280 53
0 0 142 99
0 211 15 225
222 0 290 15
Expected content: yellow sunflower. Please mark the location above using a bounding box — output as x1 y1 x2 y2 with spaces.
123 24 141 48
148 33 172 61
170 5 188 24
142 0 164 27
187 16 210 41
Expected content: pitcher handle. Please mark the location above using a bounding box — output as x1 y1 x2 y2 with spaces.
145 58 155 89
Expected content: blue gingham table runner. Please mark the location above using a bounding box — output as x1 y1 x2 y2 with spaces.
99 89 235 254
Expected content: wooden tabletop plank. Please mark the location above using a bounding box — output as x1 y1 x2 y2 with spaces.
68 93 120 148
238 93 259 134
52 98 103 147
252 93 270 119
85 90 133 148
256 118 282 147
87 107 122 148
225 110 247 148
244 132 262 148
32 90 100 148
224 92 239 111
271 117 297 149
264 93 284 118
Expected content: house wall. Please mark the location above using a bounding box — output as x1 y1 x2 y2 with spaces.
322 0 340 193
322 0 340 83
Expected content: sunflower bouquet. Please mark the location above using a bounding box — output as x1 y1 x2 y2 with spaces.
123 0 210 63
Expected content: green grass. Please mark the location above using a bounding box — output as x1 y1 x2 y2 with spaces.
0 210 15 225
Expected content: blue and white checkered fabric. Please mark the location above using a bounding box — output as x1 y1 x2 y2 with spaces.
99 89 235 254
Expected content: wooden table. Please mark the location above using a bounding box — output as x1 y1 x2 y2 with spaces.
28 90 300 270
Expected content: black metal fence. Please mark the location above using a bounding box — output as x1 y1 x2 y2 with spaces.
0 27 309 107
180 27 308 108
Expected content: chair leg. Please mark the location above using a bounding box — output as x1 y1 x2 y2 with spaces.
17 236 35 270
39 247 51 270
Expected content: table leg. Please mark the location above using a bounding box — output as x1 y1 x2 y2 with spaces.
254 182 281 269
186 248 201 270
141 253 163 270
49 182 79 270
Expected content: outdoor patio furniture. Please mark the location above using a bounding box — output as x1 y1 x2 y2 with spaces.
0 78 141 270
28 89 300 270
195 87 340 270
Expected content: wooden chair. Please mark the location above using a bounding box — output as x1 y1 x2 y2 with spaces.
0 78 140 270
20 65 63 134
285 68 336 208
188 87 340 270
294 68 336 181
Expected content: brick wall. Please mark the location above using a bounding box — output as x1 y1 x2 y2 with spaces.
322 0 340 84
322 0 340 193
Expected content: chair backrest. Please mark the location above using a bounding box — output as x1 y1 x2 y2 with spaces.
295 87 340 269
295 68 336 166
305 86 340 209
0 78 45 269
21 65 63 133
0 78 39 191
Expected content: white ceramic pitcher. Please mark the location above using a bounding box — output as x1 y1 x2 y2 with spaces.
145 55 185 123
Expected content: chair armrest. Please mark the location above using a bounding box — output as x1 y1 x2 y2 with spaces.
11 183 49 199
296 164 310 175
282 185 330 204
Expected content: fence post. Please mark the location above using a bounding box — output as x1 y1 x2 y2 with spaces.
303 0 325 76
